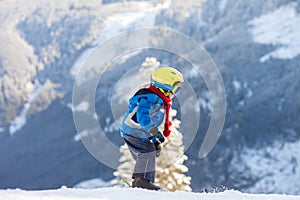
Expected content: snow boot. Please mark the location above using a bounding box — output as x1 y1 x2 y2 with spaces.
132 178 160 191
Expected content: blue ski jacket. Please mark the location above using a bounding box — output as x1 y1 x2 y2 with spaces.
120 88 165 141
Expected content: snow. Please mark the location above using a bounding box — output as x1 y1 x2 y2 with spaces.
92 12 145 45
90 1 170 46
230 139 300 195
199 91 212 112
73 178 113 189
111 67 146 105
219 0 228 13
68 101 90 112
248 3 300 62
73 130 89 142
186 68 198 78
246 89 253 98
238 100 245 107
231 78 253 107
9 81 43 135
0 187 299 200
93 113 99 120
104 119 120 133
70 1 171 80
232 79 242 93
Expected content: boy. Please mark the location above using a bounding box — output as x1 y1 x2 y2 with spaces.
120 67 184 190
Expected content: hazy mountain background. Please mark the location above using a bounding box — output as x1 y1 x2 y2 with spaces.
0 0 299 194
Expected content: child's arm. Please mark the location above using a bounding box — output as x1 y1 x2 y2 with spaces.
136 98 152 127
136 97 164 135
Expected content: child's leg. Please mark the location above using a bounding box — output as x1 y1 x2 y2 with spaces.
123 135 156 182
132 151 156 182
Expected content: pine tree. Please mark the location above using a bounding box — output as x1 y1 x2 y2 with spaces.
155 109 192 192
113 57 191 191
139 57 160 84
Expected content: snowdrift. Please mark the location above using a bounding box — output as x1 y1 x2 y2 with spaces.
0 187 299 200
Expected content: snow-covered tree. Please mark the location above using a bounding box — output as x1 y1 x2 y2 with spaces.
155 109 192 192
139 57 160 84
113 57 191 191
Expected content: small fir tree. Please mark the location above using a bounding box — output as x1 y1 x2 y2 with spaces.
155 109 192 191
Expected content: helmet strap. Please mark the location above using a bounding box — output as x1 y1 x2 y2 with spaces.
149 84 172 137
158 88 170 96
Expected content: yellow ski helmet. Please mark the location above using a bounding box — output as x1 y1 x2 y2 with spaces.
151 67 184 95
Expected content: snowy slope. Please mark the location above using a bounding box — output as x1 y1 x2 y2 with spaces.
248 2 300 62
230 140 300 194
1 188 300 200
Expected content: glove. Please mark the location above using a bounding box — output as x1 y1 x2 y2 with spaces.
149 132 165 144
155 142 161 157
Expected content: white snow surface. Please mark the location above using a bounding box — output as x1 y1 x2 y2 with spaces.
0 188 299 200
249 3 300 62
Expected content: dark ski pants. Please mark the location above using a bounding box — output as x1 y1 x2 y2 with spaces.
123 135 156 182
